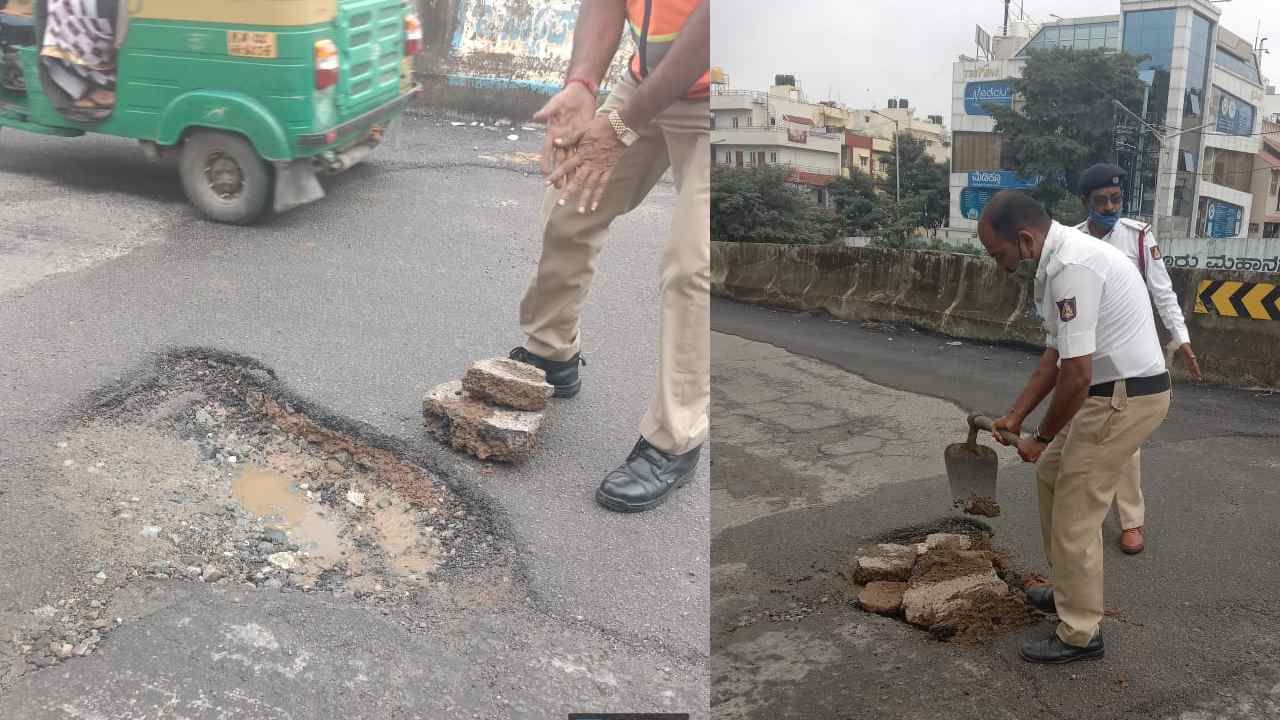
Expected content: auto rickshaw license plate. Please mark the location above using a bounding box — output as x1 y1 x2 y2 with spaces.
227 31 278 59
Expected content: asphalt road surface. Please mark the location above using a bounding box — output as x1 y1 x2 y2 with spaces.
0 115 707 718
711 297 1280 720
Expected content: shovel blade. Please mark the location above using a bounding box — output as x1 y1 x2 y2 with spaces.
944 441 998 501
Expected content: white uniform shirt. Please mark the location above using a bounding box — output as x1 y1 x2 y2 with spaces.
1036 221 1167 385
1073 217 1190 346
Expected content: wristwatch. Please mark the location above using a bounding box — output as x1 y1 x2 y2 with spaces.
607 109 640 147
1034 431 1055 444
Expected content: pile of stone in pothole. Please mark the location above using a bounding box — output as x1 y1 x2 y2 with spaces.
422 357 553 462
850 531 1041 643
9 353 512 672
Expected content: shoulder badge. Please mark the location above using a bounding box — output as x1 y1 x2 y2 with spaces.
1056 297 1077 322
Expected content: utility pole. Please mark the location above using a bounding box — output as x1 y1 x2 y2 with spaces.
1113 99 1218 239
1003 0 1010 35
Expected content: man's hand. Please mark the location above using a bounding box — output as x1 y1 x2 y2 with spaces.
532 83 597 187
1176 343 1202 382
991 413 1023 447
544 114 627 214
1016 436 1048 463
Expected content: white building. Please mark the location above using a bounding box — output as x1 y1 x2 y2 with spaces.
946 0 1267 242
711 80 844 206
1265 85 1280 123
844 101 951 166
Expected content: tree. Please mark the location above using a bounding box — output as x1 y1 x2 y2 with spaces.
882 134 950 235
828 169 884 236
985 47 1146 218
878 195 928 246
710 165 833 244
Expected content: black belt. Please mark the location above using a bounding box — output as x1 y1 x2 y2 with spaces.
1088 372 1170 398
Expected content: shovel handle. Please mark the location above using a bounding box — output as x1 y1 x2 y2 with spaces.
969 414 1023 446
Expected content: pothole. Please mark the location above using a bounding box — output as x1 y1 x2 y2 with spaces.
9 351 517 674
852 519 1044 644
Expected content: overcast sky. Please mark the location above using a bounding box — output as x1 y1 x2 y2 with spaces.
711 0 1279 121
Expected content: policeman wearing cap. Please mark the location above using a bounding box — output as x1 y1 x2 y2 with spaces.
977 190 1171 664
1075 162 1201 556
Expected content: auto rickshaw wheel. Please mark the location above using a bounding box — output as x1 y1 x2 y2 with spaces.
179 131 272 225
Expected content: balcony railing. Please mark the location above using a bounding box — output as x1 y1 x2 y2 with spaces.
713 126 844 142
716 158 841 177
711 87 768 102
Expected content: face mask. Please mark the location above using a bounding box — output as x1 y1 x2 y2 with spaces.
1088 208 1120 231
1011 237 1038 281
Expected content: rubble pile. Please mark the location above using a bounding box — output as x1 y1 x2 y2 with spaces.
423 358 553 462
851 533 1040 642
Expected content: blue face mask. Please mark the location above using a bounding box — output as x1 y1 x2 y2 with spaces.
1089 209 1120 230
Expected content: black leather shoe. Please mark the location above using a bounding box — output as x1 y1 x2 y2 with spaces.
1020 633 1104 664
1025 585 1057 613
596 437 701 513
508 346 585 398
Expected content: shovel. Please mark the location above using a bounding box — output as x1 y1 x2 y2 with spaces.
944 414 1021 517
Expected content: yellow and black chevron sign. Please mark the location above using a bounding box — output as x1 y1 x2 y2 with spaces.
1194 280 1280 320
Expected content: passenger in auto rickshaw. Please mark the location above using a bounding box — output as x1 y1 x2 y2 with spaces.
39 0 118 112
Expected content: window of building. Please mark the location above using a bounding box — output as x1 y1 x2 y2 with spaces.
1266 222 1280 239
746 115 753 127
1123 8 1177 219
1215 47 1261 84
756 151 766 166
732 117 739 129
771 152 778 163
1203 147 1253 193
710 115 716 130
950 131 1005 173
1184 14 1212 121
1123 9 1176 71
859 156 868 169
1020 21 1120 54
735 151 743 168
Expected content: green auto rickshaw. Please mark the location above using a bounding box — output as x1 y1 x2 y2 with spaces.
0 0 422 224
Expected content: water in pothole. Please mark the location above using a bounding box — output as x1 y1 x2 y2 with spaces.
231 465 346 566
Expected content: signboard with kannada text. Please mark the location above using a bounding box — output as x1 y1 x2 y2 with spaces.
966 170 1041 189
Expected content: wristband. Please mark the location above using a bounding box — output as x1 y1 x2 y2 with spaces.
564 77 598 96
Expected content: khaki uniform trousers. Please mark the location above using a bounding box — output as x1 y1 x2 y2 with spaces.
1114 449 1144 530
519 74 710 455
1035 380 1170 647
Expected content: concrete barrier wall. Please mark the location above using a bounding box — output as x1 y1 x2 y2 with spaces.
712 241 1280 388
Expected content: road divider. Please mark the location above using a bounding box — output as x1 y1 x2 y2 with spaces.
713 241 1280 388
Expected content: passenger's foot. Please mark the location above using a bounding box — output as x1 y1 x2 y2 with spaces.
1120 527 1145 554
595 437 701 513
508 346 584 398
